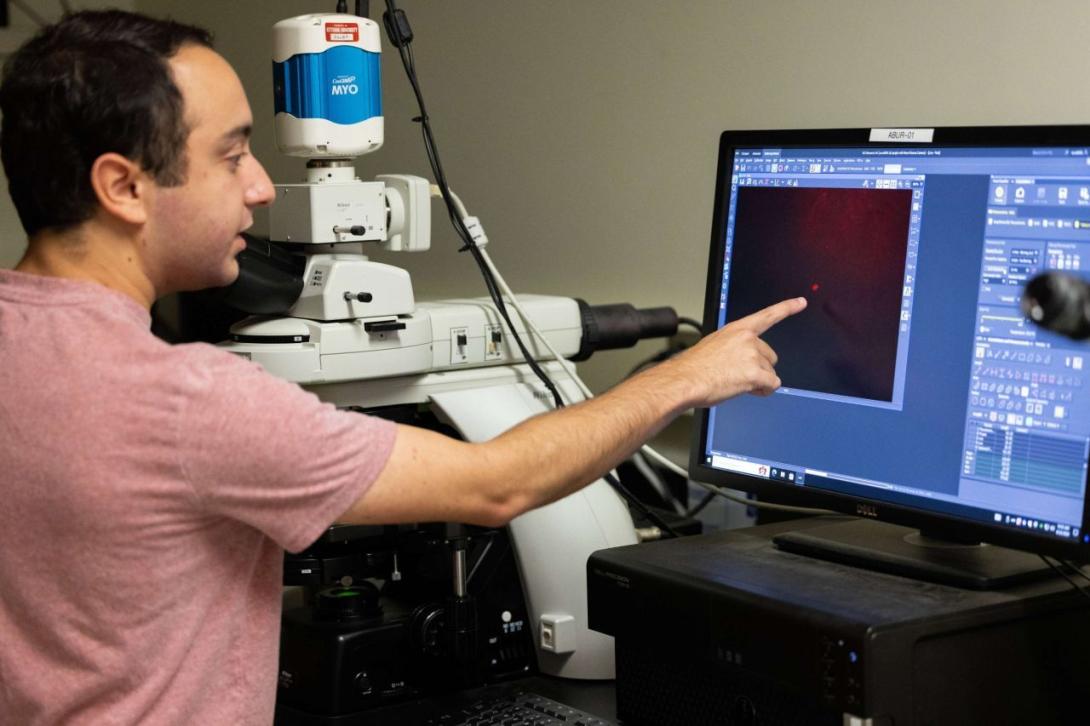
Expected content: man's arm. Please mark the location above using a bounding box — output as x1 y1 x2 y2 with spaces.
339 296 807 527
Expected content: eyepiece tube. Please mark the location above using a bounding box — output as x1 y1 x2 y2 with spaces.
219 235 306 315
572 300 680 361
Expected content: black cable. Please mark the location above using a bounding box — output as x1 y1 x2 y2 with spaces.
383 1 686 537
627 344 687 378
336 0 348 14
678 317 703 333
685 490 716 519
625 318 699 377
605 471 681 538
1041 556 1090 603
1061 558 1090 587
383 1 564 409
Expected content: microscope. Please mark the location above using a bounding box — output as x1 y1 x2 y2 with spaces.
213 5 683 721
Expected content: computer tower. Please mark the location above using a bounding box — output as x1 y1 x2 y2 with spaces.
588 519 1090 726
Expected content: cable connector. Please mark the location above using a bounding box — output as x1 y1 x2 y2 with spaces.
382 6 413 47
462 216 488 249
635 526 664 542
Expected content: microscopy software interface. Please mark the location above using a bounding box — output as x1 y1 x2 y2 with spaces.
705 144 1090 540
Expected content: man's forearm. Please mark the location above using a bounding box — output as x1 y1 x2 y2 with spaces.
479 362 700 516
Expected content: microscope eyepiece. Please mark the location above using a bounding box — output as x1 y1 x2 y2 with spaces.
571 300 680 361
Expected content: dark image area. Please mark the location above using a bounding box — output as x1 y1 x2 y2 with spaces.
726 186 913 401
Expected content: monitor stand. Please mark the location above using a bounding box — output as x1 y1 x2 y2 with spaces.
772 518 1053 589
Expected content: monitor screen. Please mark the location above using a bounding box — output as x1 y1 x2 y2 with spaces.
692 126 1090 562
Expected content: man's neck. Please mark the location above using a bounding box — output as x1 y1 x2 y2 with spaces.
15 224 157 309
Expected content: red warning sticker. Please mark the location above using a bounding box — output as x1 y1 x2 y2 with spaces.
325 22 359 42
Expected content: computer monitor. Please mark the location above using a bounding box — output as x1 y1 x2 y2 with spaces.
691 126 1090 585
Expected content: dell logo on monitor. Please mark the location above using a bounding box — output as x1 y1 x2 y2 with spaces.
856 504 879 518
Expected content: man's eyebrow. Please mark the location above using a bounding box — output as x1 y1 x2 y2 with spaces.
218 124 253 148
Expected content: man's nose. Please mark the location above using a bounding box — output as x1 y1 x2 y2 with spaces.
245 158 275 207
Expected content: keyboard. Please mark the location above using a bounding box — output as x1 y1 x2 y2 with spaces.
424 690 616 726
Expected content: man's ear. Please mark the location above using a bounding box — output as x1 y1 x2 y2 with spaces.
88 152 149 226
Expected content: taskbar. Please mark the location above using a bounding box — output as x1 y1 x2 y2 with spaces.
706 452 1085 543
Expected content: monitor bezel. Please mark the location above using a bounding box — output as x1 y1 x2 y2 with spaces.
690 125 1090 563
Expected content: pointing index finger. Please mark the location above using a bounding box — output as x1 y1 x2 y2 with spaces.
734 297 808 335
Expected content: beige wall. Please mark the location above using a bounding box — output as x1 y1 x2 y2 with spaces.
7 0 1090 392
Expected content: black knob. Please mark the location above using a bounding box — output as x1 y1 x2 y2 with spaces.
333 225 368 236
343 291 374 303
354 671 373 696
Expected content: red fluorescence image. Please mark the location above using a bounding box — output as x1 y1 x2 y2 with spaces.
725 186 912 402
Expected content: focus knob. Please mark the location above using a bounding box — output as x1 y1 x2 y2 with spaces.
354 670 373 696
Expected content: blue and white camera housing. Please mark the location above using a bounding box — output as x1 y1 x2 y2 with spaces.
273 13 383 158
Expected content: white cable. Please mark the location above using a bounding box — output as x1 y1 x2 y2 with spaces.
433 187 834 517
434 184 469 219
437 188 716 472
632 451 686 515
431 186 584 403
640 442 690 479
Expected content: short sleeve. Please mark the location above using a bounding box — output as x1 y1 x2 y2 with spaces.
176 345 397 553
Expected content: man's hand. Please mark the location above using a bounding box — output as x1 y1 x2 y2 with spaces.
657 297 807 408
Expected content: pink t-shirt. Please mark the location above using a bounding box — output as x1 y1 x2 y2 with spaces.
0 269 397 725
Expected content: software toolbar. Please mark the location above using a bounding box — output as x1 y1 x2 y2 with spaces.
960 178 1090 535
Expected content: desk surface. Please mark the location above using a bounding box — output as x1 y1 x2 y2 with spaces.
276 675 618 725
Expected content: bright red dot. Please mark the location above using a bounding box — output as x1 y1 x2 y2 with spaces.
811 282 820 292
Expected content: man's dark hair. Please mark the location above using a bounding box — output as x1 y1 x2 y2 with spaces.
0 10 213 237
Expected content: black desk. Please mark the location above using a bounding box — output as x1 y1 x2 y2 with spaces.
277 675 618 724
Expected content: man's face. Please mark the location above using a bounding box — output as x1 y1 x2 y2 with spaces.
145 44 274 293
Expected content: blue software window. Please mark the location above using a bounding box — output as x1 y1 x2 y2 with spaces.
706 145 1090 539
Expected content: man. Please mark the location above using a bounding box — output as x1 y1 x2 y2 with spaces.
0 10 805 725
